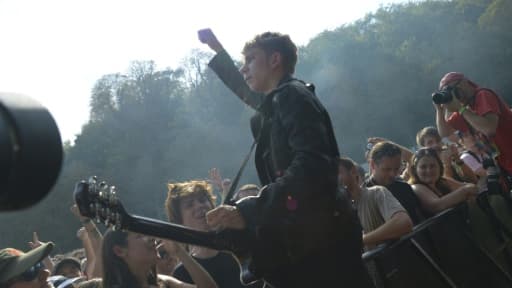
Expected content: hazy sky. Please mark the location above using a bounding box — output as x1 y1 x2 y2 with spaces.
0 0 411 142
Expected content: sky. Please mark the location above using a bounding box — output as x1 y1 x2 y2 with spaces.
0 0 411 143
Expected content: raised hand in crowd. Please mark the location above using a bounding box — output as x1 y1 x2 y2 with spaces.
71 204 103 278
208 168 231 200
76 227 95 279
28 231 54 273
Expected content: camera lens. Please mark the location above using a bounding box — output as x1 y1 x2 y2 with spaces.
432 90 453 105
0 93 62 211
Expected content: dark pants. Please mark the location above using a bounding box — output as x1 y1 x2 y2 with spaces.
263 216 375 288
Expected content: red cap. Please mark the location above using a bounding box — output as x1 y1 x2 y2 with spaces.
439 72 478 89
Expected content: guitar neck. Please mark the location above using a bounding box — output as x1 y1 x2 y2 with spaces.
125 214 224 250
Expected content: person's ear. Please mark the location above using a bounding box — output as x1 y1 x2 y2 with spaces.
370 159 376 171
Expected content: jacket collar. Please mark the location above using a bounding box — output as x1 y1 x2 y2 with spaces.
258 74 295 114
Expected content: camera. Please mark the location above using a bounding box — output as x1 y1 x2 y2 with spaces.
0 92 62 211
432 86 456 104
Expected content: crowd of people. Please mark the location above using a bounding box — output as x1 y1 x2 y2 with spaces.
1 28 512 288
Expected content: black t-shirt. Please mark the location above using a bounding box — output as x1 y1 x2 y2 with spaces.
366 178 424 225
172 252 262 288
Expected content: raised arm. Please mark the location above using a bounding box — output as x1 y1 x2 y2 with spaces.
28 232 54 272
71 204 103 278
198 28 263 110
435 104 456 137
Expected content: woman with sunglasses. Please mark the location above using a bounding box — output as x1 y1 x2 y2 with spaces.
408 147 478 215
101 230 217 288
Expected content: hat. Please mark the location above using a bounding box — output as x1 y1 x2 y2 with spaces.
0 242 54 283
439 72 478 89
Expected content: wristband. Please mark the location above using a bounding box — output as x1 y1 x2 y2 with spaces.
459 105 468 115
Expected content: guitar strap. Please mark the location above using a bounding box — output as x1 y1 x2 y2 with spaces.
222 137 259 205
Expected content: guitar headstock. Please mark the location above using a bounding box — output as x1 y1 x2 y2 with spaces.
73 176 128 230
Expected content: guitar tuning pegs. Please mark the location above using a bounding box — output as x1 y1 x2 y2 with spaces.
114 213 122 230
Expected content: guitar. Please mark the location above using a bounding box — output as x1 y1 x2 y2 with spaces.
73 176 259 285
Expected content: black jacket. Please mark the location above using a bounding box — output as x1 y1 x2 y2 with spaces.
209 51 356 276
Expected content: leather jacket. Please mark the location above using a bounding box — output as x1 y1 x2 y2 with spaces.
209 51 355 275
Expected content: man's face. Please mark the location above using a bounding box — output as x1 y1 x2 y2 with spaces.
240 47 275 94
55 263 81 279
179 193 214 231
422 136 441 150
371 155 402 186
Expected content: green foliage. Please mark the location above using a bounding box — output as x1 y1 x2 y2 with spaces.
1 0 511 253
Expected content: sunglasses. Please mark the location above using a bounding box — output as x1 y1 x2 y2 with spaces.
415 147 438 156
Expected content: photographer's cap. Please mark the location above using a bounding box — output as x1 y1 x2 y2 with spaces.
0 242 54 283
439 72 478 89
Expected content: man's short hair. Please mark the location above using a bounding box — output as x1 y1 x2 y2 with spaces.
53 257 81 276
242 32 298 75
165 180 216 224
416 126 441 147
369 142 402 164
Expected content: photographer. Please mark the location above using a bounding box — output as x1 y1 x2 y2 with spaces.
434 72 512 184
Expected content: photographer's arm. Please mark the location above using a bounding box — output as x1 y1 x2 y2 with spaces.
435 104 456 137
460 110 499 137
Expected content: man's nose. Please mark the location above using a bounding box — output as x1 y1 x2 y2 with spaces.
239 64 247 74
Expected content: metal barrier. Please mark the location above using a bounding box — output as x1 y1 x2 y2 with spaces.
362 192 512 288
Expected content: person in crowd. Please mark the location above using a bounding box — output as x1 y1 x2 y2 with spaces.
101 229 217 288
0 242 54 288
52 257 82 279
366 141 424 224
408 147 512 276
434 72 512 181
339 157 412 248
368 126 477 183
165 180 260 288
408 147 478 216
416 126 477 183
71 204 102 279
198 28 374 287
27 232 54 274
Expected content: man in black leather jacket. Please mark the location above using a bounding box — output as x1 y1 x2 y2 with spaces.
200 28 374 288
